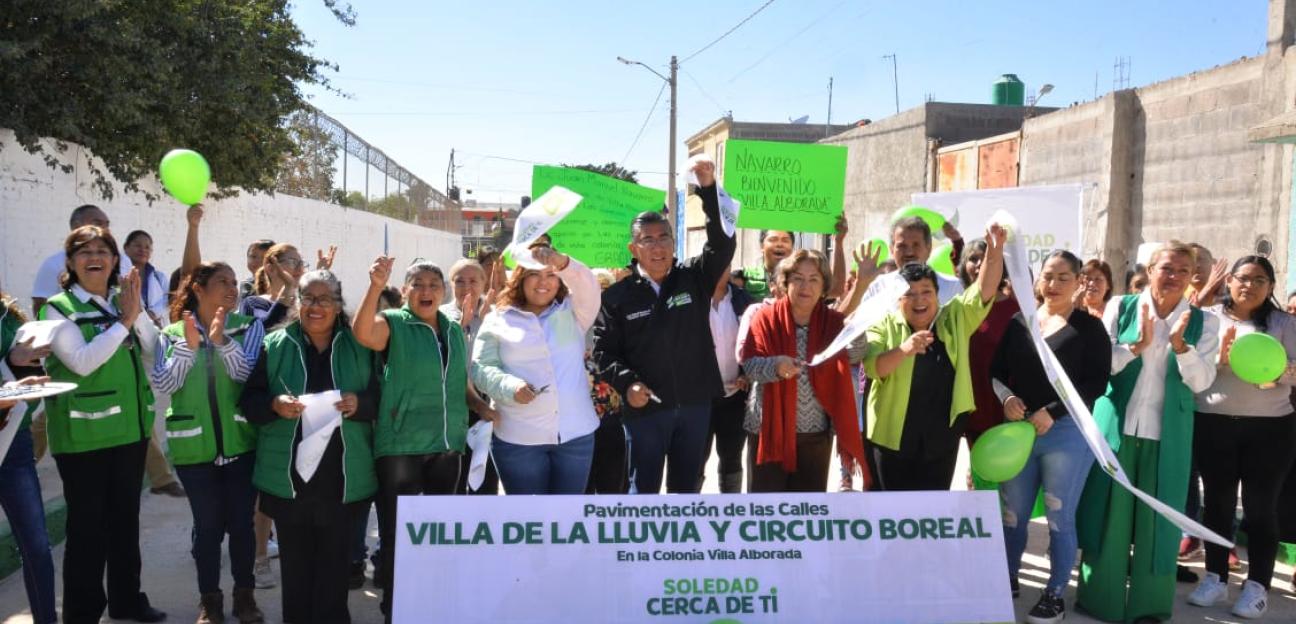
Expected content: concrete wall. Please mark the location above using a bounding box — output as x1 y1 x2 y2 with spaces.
821 107 930 241
0 129 461 315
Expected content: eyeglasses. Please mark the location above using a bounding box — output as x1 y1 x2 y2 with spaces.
1232 274 1271 287
277 258 304 269
634 236 674 248
301 295 337 308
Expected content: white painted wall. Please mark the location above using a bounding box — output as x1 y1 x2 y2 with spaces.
0 129 460 315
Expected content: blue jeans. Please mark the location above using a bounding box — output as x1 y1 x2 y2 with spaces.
999 415 1094 594
624 404 712 494
174 455 258 594
0 428 56 623
492 432 595 495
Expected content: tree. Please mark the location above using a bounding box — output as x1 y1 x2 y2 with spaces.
563 162 639 183
276 109 337 200
0 1 353 200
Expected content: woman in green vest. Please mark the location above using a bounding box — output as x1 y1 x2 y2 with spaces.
353 256 491 617
240 270 379 624
151 262 266 623
863 224 1006 491
1076 240 1220 623
38 225 167 623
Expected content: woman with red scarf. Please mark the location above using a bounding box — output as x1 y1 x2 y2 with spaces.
740 249 871 492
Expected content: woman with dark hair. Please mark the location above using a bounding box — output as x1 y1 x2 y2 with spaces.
150 262 266 622
741 249 871 492
864 225 1007 491
240 270 379 623
958 239 1020 449
470 245 601 494
353 256 492 617
122 230 172 326
0 281 57 624
1079 259 1115 319
1187 256 1296 618
238 243 307 331
37 226 167 622
990 251 1112 623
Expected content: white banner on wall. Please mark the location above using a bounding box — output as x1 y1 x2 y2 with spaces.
393 492 1013 623
912 184 1084 272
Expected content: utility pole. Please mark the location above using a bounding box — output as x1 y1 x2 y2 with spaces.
883 53 899 114
668 55 678 214
825 76 834 137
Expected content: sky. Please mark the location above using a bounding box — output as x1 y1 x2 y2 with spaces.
291 0 1269 206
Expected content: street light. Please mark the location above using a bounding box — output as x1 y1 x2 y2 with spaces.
1026 83 1055 118
617 55 678 213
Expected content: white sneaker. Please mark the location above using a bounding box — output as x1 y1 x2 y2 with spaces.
1187 572 1228 607
266 537 280 559
254 557 277 589
1231 579 1268 619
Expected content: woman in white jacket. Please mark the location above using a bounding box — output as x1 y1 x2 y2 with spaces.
471 244 601 494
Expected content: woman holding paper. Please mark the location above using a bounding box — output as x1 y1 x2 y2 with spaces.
990 250 1111 623
863 224 1006 491
740 249 871 492
470 243 602 494
37 225 167 622
150 262 266 623
240 269 379 623
353 257 491 617
1186 256 1296 618
0 287 57 624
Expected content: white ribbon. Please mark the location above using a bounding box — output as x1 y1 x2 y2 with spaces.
992 209 1232 547
687 154 740 237
809 273 910 367
505 186 584 269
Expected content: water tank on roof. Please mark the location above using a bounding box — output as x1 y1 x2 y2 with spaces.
992 74 1025 106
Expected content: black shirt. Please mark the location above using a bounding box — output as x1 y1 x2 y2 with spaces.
899 335 963 459
241 329 379 523
990 309 1112 420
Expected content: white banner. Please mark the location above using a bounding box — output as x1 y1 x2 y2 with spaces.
393 491 1013 623
506 186 584 269
912 184 1084 267
992 210 1232 548
809 273 910 367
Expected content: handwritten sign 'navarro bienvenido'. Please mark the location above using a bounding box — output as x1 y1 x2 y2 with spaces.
722 139 847 234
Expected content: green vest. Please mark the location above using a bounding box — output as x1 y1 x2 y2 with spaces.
742 265 771 300
374 306 468 457
252 322 378 503
38 290 155 454
161 313 258 465
1077 294 1204 574
0 307 34 430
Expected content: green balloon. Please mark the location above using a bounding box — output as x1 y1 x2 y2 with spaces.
929 241 956 276
891 204 946 232
159 149 210 205
1230 332 1287 384
971 421 1035 482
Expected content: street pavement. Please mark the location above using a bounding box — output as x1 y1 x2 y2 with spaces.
2 444 1294 623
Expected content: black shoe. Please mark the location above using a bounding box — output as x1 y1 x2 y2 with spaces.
1024 590 1065 624
1177 564 1199 583
109 592 168 622
349 561 366 590
1010 576 1020 598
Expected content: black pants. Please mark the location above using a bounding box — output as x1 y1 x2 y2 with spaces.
277 508 353 623
623 404 712 494
1195 412 1296 588
53 439 148 624
748 431 832 493
702 392 747 492
872 445 959 491
376 452 462 614
586 412 628 494
174 456 257 594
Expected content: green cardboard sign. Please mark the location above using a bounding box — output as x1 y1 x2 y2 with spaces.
722 139 847 234
531 165 666 268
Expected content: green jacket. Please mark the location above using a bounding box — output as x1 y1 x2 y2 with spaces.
39 290 154 454
252 322 378 503
161 313 258 465
864 283 993 451
374 306 468 457
742 265 772 300
1077 295 1204 574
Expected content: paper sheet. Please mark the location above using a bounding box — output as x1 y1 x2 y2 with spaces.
14 320 63 349
295 390 342 482
465 420 494 493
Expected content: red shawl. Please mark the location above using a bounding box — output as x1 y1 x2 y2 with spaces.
742 298 870 486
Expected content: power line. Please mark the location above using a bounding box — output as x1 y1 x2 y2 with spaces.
333 108 651 117
681 67 729 117
726 0 847 83
681 0 778 64
620 81 668 166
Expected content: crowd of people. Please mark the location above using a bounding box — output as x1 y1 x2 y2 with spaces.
2 157 1296 623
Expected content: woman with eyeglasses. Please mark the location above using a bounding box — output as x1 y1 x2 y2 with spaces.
240 270 379 623
238 243 307 331
353 256 492 617
1185 256 1296 618
1079 259 1115 319
37 226 167 622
